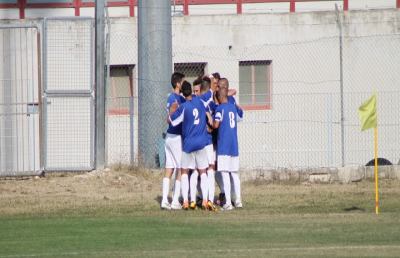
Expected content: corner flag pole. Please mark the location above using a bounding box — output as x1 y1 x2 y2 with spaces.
358 92 378 214
374 127 379 215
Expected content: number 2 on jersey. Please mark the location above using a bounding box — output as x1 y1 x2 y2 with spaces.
193 108 199 125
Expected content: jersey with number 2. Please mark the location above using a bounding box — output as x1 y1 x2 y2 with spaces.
170 96 209 153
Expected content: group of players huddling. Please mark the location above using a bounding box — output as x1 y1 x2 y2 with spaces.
161 72 243 211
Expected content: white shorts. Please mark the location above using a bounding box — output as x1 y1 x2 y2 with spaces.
205 144 216 165
164 133 182 169
217 155 239 172
181 148 209 170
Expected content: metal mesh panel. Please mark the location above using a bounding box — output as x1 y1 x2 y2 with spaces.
46 96 92 170
45 19 92 92
44 18 94 171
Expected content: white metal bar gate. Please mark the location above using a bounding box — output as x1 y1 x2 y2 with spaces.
0 25 41 176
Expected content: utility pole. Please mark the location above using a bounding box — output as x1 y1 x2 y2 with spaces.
138 0 172 167
95 0 106 169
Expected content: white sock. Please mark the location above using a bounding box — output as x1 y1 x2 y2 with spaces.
162 177 170 204
172 180 181 204
215 171 224 194
207 169 215 202
200 173 208 202
190 170 198 202
231 173 241 203
181 174 189 202
221 172 231 205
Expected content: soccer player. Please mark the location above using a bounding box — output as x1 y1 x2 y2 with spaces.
188 77 202 209
211 73 237 206
213 78 244 210
169 81 211 210
161 72 185 210
200 76 218 210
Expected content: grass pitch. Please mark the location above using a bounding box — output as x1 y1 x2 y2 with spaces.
0 168 400 257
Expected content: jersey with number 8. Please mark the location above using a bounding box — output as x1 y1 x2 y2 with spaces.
170 96 209 153
214 103 243 157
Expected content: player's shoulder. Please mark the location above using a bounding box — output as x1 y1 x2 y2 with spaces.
167 93 175 102
228 96 236 104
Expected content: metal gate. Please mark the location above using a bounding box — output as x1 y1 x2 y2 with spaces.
0 25 41 176
43 18 94 171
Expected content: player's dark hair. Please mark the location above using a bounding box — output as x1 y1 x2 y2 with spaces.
201 76 211 92
212 72 221 80
171 72 185 89
193 77 202 87
181 81 192 97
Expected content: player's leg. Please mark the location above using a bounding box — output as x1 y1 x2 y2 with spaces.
181 151 195 210
161 134 177 209
218 155 234 210
221 171 233 210
195 148 210 209
231 172 242 208
161 168 173 210
171 168 182 209
189 169 198 209
170 136 183 209
206 144 216 204
229 156 241 207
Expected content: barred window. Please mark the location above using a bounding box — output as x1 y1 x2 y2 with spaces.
174 62 207 86
239 60 272 110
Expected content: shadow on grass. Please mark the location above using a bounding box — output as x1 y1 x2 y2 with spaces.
343 206 366 212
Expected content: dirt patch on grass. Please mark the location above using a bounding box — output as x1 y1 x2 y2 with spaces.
0 166 163 216
1 167 400 217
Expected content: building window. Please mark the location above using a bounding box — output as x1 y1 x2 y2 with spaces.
239 60 272 110
174 62 207 86
107 65 134 115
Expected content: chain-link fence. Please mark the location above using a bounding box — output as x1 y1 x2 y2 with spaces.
105 10 400 170
1 9 399 176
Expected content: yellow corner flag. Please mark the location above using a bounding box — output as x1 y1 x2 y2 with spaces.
358 93 379 214
358 94 377 131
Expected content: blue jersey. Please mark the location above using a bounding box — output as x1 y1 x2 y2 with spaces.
199 90 214 145
166 93 185 135
170 96 209 153
214 102 243 157
210 97 235 146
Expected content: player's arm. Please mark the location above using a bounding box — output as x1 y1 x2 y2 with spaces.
166 100 179 123
169 105 185 126
206 112 213 133
213 110 222 129
169 101 179 115
235 104 244 122
228 88 237 96
199 89 214 107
